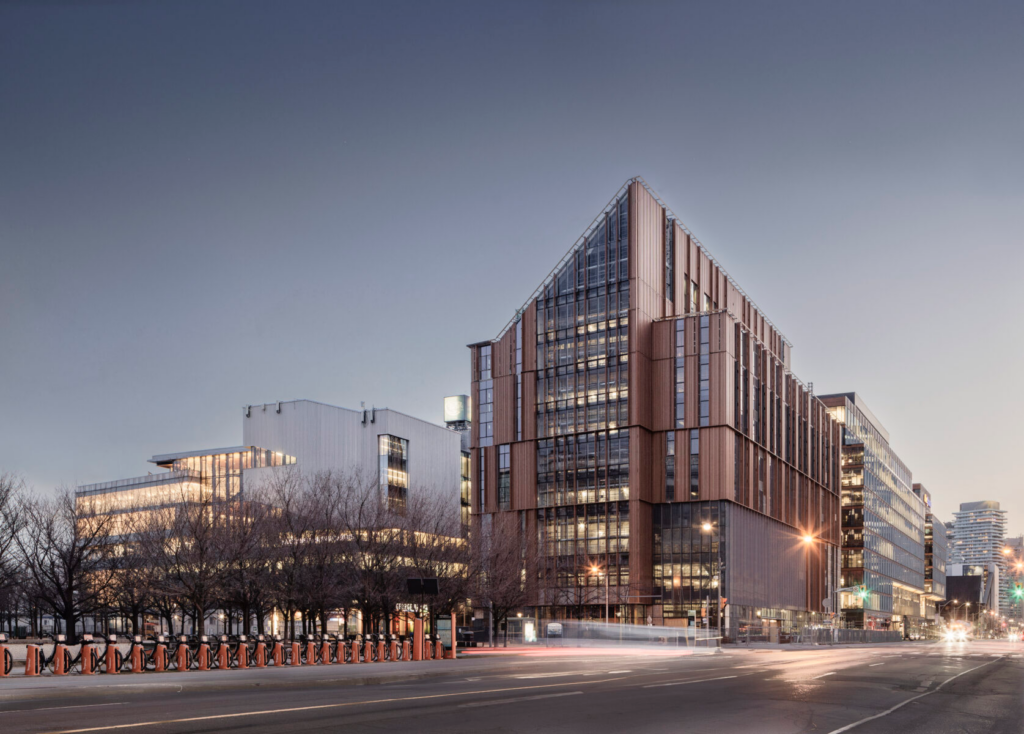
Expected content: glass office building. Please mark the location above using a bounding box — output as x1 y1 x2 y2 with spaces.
821 393 926 633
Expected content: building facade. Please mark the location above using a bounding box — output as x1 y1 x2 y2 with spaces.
820 393 927 634
469 178 841 637
950 501 1008 614
913 483 947 626
78 399 465 530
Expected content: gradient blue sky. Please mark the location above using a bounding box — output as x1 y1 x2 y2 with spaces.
2 1 1021 528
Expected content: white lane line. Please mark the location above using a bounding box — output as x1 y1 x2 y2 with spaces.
607 670 632 674
459 691 582 708
514 672 578 679
813 672 836 679
644 675 737 688
38 676 632 734
825 657 1002 734
868 663 884 667
3 703 128 714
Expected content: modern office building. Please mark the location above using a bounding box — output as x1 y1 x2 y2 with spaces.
819 393 927 634
950 501 1008 614
78 399 465 529
913 483 947 625
468 178 842 637
76 446 296 536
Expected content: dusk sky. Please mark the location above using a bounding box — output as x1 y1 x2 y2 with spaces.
2 1 1021 529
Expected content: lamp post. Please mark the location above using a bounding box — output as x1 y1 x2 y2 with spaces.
589 564 608 625
702 521 722 645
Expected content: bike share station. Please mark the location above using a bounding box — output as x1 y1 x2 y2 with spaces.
0 579 457 679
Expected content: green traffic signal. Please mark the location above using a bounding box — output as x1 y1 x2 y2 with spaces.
1013 584 1024 600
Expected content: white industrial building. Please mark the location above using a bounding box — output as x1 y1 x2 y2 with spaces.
242 399 464 517
78 399 470 528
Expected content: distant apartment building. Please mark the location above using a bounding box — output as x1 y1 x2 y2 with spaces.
913 483 947 614
951 501 1007 614
77 400 466 531
819 393 927 635
469 178 841 637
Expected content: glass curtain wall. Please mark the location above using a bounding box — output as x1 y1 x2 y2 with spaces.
533 193 630 615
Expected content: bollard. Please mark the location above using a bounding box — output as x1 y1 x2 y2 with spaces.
402 638 411 661
290 641 302 667
24 644 41 677
413 619 424 661
215 636 229 670
0 633 10 678
270 638 283 667
350 637 361 664
52 635 69 675
377 636 386 663
174 636 189 672
153 637 167 673
105 636 120 675
235 635 249 669
389 635 399 662
130 636 144 673
435 638 444 661
320 639 332 665
196 637 211 671
305 640 317 665
447 612 458 659
364 637 373 664
254 638 266 668
81 636 98 675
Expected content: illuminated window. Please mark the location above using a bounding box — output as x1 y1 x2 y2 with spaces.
378 435 409 513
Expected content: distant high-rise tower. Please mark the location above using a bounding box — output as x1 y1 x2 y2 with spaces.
951 501 1007 613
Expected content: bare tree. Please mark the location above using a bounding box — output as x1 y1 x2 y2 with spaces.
147 485 232 637
222 488 276 636
0 474 26 601
474 514 533 646
337 472 405 635
261 468 314 639
405 490 474 630
17 487 116 643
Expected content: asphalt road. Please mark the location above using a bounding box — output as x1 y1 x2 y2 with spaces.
1 640 1021 734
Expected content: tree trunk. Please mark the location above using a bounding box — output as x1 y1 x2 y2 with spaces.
63 610 77 645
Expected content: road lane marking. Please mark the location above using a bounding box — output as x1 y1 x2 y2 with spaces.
3 703 128 714
39 676 631 733
868 663 884 667
607 670 632 674
459 691 582 707
825 657 1002 734
644 675 737 688
813 672 836 679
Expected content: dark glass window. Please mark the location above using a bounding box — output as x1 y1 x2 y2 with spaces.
498 444 511 510
666 432 675 501
689 429 700 500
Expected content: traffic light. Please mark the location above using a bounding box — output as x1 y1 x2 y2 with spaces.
1013 583 1024 601
858 585 869 601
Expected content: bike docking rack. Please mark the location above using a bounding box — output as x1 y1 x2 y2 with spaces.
0 634 12 678
0 614 458 680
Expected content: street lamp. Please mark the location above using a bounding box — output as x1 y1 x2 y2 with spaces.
589 564 609 625
701 521 722 645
